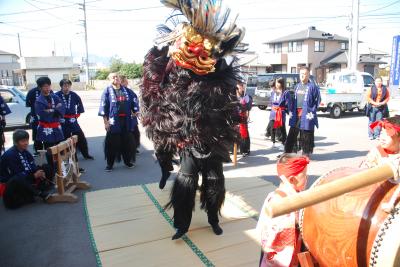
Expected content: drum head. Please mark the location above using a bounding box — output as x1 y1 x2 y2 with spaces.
370 203 400 267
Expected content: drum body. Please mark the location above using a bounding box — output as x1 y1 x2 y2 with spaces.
300 167 400 267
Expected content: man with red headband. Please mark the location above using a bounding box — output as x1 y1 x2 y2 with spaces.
257 153 309 267
361 116 400 168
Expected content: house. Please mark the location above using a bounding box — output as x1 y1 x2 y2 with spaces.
262 26 384 83
0 50 21 86
17 56 77 89
238 50 270 75
235 43 270 76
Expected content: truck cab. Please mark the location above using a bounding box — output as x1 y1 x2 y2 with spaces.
319 71 375 118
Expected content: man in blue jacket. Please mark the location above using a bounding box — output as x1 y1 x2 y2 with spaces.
1 130 53 209
26 81 43 156
99 73 138 171
284 66 321 157
34 77 65 172
55 79 93 160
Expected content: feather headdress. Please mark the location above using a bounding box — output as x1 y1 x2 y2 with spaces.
157 0 245 62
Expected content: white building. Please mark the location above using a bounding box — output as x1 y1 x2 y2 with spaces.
18 56 76 89
0 50 21 86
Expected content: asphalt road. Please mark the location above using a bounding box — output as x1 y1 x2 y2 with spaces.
0 90 381 267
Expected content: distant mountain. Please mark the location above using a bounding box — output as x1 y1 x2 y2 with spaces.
73 54 111 67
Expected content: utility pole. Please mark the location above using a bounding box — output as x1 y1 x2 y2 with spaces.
17 33 22 57
79 0 90 86
350 0 360 71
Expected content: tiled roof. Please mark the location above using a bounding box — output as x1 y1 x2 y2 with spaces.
264 27 348 44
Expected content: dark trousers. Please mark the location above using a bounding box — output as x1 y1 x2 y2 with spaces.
0 126 5 154
3 165 53 209
43 142 60 177
240 137 250 154
105 132 136 167
74 129 90 158
170 150 224 232
284 118 314 154
31 121 43 153
271 123 287 144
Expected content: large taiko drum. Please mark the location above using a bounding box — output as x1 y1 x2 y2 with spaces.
299 167 400 267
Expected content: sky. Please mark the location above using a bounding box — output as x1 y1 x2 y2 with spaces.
0 0 399 66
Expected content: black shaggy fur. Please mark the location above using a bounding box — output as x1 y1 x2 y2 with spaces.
140 45 242 233
140 46 241 158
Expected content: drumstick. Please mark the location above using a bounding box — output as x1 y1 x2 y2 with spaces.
266 164 394 218
233 143 238 166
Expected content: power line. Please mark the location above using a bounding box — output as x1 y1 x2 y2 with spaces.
363 0 400 14
30 0 70 7
0 0 100 16
0 3 76 16
86 5 164 12
23 0 74 23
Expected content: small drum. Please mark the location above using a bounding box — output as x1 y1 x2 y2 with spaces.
299 167 400 267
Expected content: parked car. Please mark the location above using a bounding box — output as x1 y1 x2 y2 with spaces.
0 86 30 127
253 73 317 110
245 75 257 101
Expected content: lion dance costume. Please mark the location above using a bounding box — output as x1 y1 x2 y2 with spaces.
140 0 245 239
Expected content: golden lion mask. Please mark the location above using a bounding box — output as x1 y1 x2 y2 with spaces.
170 24 218 75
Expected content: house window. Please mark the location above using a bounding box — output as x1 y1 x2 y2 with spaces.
273 43 282 53
288 42 293 52
63 74 69 80
288 41 302 52
314 41 325 52
340 42 348 50
291 67 297 73
296 41 302 52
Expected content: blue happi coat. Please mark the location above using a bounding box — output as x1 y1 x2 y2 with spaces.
288 81 321 131
127 88 140 127
269 90 291 123
0 96 11 117
35 93 65 143
26 87 41 122
0 146 38 183
98 86 139 133
55 91 85 138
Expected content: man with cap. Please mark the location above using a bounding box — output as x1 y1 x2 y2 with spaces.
0 129 53 209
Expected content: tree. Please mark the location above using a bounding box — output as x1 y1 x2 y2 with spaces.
119 63 143 79
95 69 110 80
109 56 124 73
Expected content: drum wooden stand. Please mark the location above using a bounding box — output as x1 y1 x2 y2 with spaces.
48 135 90 203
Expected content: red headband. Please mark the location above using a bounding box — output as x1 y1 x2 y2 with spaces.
370 119 400 137
277 156 310 178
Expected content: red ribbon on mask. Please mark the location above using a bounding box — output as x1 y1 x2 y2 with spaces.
370 119 400 137
277 156 310 178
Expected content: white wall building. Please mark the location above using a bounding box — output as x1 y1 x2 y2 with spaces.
18 56 75 89
0 50 21 86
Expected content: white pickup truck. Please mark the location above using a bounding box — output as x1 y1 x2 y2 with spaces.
318 71 375 118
